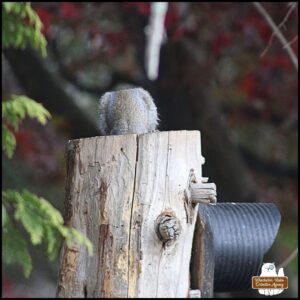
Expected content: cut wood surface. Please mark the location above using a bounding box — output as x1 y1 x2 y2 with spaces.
190 205 215 298
57 130 204 298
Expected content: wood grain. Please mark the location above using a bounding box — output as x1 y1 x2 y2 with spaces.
57 131 204 298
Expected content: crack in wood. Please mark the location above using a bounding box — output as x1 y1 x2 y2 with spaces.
58 132 203 298
127 134 139 297
99 180 108 224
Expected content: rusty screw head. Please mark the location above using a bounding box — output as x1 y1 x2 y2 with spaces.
156 214 181 245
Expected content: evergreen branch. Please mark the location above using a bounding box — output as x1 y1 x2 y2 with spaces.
2 95 51 130
2 2 47 56
2 124 16 159
2 189 94 277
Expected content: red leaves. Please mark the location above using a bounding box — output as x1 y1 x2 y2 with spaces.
171 26 186 42
123 2 150 16
241 69 272 102
13 124 60 176
103 31 129 55
164 9 180 29
241 69 275 103
2 275 29 298
243 15 272 43
35 7 53 35
35 3 81 37
212 32 232 56
273 53 293 70
36 3 81 36
241 71 257 98
15 127 38 155
60 2 80 20
261 53 293 71
136 2 150 15
2 276 12 294
165 5 188 42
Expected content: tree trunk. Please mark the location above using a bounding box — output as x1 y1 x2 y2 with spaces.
4 48 99 139
158 40 258 203
57 130 205 298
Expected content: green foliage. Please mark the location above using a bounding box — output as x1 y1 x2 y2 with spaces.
2 124 16 159
2 190 93 277
276 224 298 273
2 2 93 279
2 95 51 158
3 218 33 278
2 2 47 56
2 204 8 226
2 95 51 129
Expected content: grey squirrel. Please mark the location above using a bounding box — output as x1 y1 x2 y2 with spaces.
98 87 159 135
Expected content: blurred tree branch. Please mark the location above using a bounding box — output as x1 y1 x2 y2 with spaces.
156 37 259 203
4 3 297 204
239 146 298 179
278 247 298 269
48 39 142 96
221 103 298 128
259 2 297 58
253 2 298 271
253 2 298 70
4 48 99 139
145 2 168 80
283 35 298 49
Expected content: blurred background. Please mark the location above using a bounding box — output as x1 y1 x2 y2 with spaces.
2 2 298 298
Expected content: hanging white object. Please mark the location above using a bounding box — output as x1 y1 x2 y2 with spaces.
145 2 168 80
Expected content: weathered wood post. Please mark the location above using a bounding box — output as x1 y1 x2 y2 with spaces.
57 130 215 298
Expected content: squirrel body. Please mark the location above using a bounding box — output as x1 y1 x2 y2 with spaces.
98 87 158 135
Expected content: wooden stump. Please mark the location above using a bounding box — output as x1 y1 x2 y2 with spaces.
57 130 205 298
